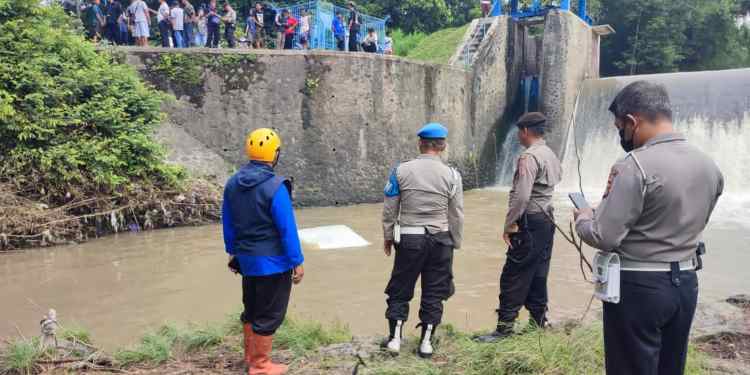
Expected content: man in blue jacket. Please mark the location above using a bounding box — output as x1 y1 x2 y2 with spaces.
223 128 304 375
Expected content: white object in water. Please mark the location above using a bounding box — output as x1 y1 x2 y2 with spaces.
298 225 370 250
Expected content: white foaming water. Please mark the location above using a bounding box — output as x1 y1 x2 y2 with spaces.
496 127 521 186
500 69 750 229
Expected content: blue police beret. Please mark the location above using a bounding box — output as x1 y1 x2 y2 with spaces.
417 123 448 139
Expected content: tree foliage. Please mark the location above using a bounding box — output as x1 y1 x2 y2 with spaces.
598 0 750 76
0 0 183 202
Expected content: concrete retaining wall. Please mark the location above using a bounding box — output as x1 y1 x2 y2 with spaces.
540 10 600 157
123 16 510 206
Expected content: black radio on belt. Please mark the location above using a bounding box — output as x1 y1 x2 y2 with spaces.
695 242 706 271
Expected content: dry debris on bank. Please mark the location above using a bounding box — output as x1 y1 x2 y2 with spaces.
0 180 221 251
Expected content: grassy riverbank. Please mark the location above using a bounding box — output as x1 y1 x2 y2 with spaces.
393 24 470 65
0 314 715 375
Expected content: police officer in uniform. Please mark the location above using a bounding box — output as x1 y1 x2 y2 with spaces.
477 112 562 342
575 81 723 375
382 123 464 358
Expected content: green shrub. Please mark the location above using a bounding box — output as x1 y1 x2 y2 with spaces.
0 0 183 203
391 29 427 57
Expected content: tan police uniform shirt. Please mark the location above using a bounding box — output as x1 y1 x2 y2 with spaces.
383 155 465 249
576 133 724 262
504 139 562 232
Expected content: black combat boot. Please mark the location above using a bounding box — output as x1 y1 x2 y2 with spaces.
529 308 549 329
416 323 437 358
474 320 514 343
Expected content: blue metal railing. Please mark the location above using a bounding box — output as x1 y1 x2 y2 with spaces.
490 0 593 24
266 0 387 51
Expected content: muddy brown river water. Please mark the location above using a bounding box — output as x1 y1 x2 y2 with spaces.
1 190 748 349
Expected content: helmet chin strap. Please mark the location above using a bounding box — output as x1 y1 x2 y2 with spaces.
272 150 281 168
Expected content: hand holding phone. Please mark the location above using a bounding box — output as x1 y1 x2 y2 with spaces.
568 192 590 210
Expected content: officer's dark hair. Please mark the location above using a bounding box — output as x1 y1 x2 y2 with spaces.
419 138 446 152
515 112 547 136
608 80 672 122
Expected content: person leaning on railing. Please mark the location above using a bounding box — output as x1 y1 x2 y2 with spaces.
332 11 346 51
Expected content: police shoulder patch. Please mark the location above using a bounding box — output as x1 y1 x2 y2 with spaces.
384 167 400 197
603 166 619 199
516 155 530 177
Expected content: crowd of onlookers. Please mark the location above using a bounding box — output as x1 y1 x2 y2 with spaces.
73 0 393 53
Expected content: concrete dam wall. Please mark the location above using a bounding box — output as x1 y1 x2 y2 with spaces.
121 12 600 206
122 18 510 206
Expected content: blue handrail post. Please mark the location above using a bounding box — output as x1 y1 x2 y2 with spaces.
578 0 587 20
510 0 519 16
560 0 570 11
491 0 502 16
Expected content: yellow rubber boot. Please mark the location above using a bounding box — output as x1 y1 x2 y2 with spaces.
249 334 288 375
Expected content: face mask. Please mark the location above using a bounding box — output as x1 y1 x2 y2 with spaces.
618 127 634 152
618 117 640 153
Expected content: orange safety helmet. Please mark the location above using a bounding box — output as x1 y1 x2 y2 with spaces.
245 128 281 163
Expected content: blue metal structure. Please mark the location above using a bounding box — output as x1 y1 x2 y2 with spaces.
490 0 592 24
267 0 387 51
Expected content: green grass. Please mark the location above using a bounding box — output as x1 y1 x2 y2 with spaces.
274 317 352 356
402 24 471 65
114 324 180 366
114 322 230 366
180 323 226 352
0 338 43 374
59 325 93 346
0 317 713 373
363 323 710 375
113 315 351 366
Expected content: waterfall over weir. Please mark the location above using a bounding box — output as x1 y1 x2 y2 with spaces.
497 68 750 227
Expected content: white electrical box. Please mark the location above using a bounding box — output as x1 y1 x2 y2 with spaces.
593 252 621 304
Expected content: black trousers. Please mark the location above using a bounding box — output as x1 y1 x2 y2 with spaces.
336 36 345 51
105 22 119 44
348 30 359 51
224 24 236 48
603 269 698 375
385 232 455 325
283 33 294 49
241 270 293 336
159 20 171 47
497 213 554 324
207 24 220 48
